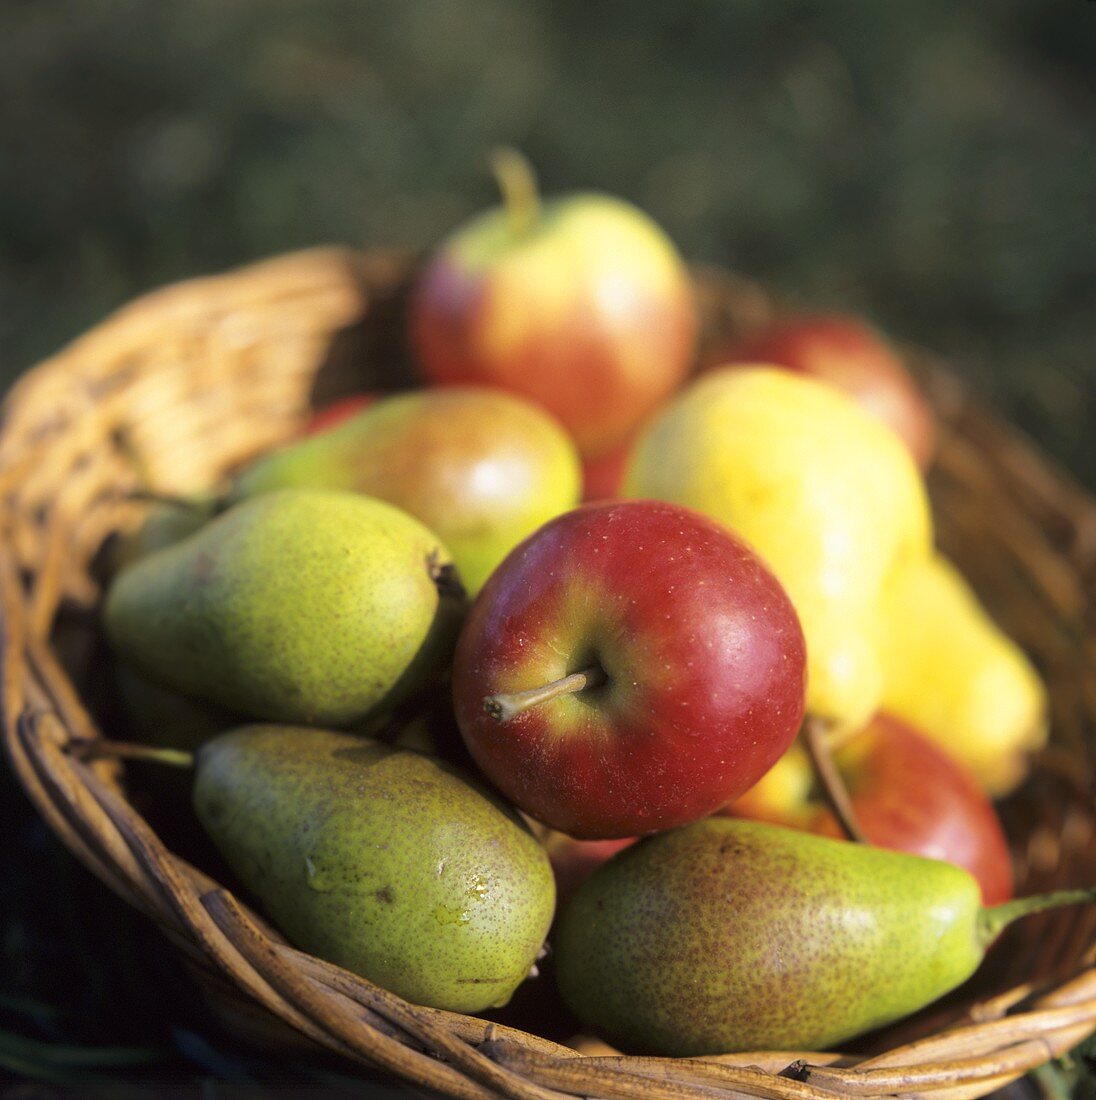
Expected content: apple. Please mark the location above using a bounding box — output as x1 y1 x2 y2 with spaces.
539 831 633 902
302 393 377 436
581 439 632 501
709 315 935 468
542 832 637 904
451 499 807 839
409 150 697 460
725 712 1014 905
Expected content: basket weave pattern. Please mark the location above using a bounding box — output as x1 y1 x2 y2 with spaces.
1 248 1094 1099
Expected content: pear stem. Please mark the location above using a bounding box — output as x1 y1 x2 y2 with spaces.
803 716 868 845
484 665 606 723
426 549 466 602
489 147 541 239
68 738 195 770
977 888 1096 948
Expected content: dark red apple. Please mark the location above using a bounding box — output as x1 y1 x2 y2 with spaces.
302 393 377 436
726 712 1014 904
543 832 637 904
710 315 935 469
581 439 632 501
451 500 807 839
409 151 697 460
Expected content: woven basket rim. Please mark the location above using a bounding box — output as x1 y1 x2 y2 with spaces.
1 246 1093 1100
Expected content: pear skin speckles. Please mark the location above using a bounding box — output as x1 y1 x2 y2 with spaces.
104 489 464 726
554 817 983 1055
230 388 581 595
194 726 555 1013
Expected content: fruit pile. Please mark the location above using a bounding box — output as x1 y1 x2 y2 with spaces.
99 152 1091 1058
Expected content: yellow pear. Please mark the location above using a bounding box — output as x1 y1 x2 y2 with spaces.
880 552 1047 795
625 366 932 731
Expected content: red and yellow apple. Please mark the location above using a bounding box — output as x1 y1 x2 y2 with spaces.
725 712 1013 904
409 151 697 460
451 499 807 839
709 315 935 468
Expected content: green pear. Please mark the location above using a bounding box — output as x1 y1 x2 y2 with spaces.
104 489 465 726
115 662 236 752
554 817 1094 1056
625 367 933 732
384 697 472 768
229 387 581 593
193 726 555 1013
112 495 219 573
112 662 239 856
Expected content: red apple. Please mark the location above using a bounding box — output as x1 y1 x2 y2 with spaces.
726 712 1013 904
302 393 376 436
451 500 807 839
409 150 697 460
542 832 637 904
710 315 935 468
581 439 633 501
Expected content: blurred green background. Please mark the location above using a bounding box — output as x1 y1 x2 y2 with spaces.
1 1 1094 1096
2 0 1095 480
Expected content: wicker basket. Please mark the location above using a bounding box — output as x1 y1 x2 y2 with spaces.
1 248 1093 1099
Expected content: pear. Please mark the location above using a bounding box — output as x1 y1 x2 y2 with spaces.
553 817 1094 1056
104 489 465 727
111 495 218 573
115 661 236 752
111 662 239 859
193 726 555 1013
625 366 932 732
386 698 473 768
880 553 1047 795
230 387 582 593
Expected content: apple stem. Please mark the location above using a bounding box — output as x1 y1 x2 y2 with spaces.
977 888 1096 949
483 665 606 722
489 147 541 239
67 737 195 770
803 716 868 845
